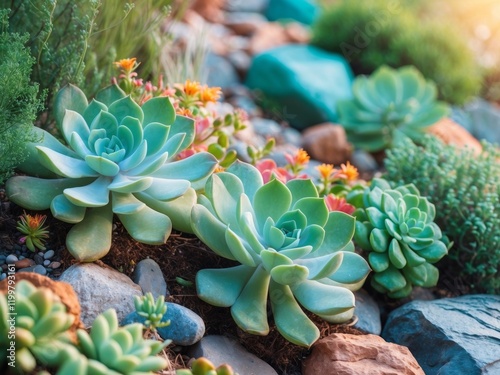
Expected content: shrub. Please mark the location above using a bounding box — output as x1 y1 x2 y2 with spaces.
311 0 482 104
383 136 500 294
0 10 43 185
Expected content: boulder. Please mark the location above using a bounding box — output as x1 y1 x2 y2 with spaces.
301 123 353 165
133 258 168 298
58 263 142 327
382 294 500 375
265 0 320 25
246 45 353 129
187 335 278 375
303 333 424 375
426 118 482 156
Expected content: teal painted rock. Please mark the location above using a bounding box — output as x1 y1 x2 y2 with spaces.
246 45 354 129
265 0 319 25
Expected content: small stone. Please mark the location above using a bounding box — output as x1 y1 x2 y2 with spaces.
18 255 25 260
44 250 55 260
301 123 353 165
224 12 267 36
6 254 18 264
17 266 36 273
353 289 382 335
133 259 168 298
43 260 51 266
123 303 205 346
33 265 47 275
248 22 290 55
14 258 35 269
350 149 379 173
49 261 61 269
188 335 278 375
0 273 6 281
0 254 6 262
34 254 44 265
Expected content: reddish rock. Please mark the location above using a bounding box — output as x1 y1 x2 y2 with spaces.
426 118 482 156
190 0 225 23
301 123 353 165
303 333 424 375
284 22 310 44
0 273 84 340
248 23 290 55
14 258 36 269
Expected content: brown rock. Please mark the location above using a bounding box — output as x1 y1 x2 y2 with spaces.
14 258 35 269
426 118 482 156
190 0 225 23
224 12 268 36
248 22 290 55
0 272 84 340
303 333 424 375
301 123 353 165
284 22 311 44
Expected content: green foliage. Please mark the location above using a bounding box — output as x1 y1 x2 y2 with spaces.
311 0 482 104
349 178 449 298
134 293 170 331
0 10 43 185
6 84 217 262
58 309 170 375
383 136 500 294
0 280 74 373
177 357 238 375
191 162 370 347
337 65 449 152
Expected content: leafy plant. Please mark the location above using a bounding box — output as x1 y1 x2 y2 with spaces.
0 280 74 373
384 136 500 294
311 0 481 104
134 293 170 331
337 65 449 152
191 162 370 347
348 178 449 298
16 212 50 252
6 84 217 262
58 309 170 375
0 10 43 185
177 357 237 375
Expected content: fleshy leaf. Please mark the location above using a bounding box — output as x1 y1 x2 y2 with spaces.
117 206 170 244
295 252 343 280
270 264 309 286
37 146 98 178
253 179 292 231
64 176 111 207
54 84 88 131
142 96 175 126
108 96 144 125
85 155 120 176
293 280 355 316
50 194 86 223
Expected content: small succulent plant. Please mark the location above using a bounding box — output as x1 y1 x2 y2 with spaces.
191 162 370 347
57 309 170 375
16 212 50 252
349 178 450 298
6 84 218 261
134 292 170 331
337 65 449 152
176 357 238 375
0 280 74 373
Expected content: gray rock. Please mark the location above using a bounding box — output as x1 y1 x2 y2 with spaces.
49 261 61 269
451 98 500 145
33 265 47 275
204 53 240 90
133 258 168 299
227 50 252 73
187 335 278 375
43 260 51 266
282 127 302 147
224 0 270 13
350 149 379 173
0 273 6 281
229 95 262 118
251 117 283 139
59 263 142 327
123 302 205 346
6 254 18 264
44 249 55 259
17 266 36 273
353 289 381 335
34 254 44 265
382 294 500 375
224 12 267 36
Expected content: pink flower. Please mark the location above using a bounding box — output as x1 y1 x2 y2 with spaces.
324 194 355 215
195 117 212 141
256 159 297 184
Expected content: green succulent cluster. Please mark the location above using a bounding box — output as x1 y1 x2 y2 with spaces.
177 357 237 375
384 136 500 294
337 65 449 152
57 309 170 375
0 280 74 373
349 178 449 298
134 293 170 331
6 84 217 262
191 162 370 347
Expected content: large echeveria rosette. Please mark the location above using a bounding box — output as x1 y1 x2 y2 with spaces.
191 162 370 347
350 178 449 298
6 84 217 261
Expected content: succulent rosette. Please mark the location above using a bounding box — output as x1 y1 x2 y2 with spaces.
350 178 450 298
191 162 370 347
338 65 449 152
6 84 217 261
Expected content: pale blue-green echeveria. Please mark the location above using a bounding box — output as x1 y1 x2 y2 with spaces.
351 178 449 298
6 84 217 261
191 162 371 347
337 65 449 152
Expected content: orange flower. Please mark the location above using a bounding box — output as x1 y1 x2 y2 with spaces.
184 80 201 96
337 161 359 181
296 148 310 165
200 86 222 103
324 195 355 215
176 108 194 117
317 163 335 179
114 57 138 72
